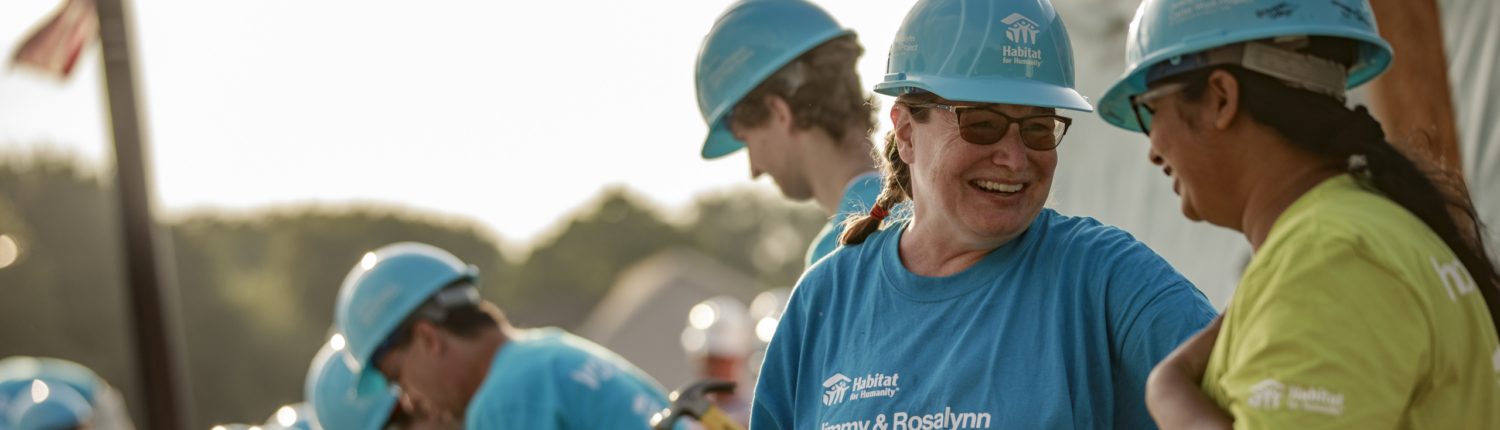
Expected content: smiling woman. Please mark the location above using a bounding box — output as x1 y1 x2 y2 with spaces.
749 0 1217 429
1097 0 1500 428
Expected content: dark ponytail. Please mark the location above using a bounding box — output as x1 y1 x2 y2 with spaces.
1174 62 1500 337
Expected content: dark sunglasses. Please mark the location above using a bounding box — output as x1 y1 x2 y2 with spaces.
904 102 1072 150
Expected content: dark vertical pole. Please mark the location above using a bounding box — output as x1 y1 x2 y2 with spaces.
94 0 184 429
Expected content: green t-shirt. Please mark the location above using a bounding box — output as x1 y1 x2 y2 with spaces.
1204 174 1500 428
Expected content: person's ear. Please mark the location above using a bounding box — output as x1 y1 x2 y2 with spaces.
412 320 445 356
893 105 917 164
1205 69 1241 131
764 95 795 133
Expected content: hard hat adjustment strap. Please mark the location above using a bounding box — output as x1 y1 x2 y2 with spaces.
1147 40 1349 102
1239 42 1348 102
413 282 481 322
781 61 808 96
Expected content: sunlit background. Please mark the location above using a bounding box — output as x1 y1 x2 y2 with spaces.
0 0 1495 428
0 0 928 250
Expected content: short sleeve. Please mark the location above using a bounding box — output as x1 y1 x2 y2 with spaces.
750 273 819 430
1104 239 1219 428
1216 241 1426 429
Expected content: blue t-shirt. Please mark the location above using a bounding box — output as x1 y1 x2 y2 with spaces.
806 172 884 267
465 328 672 430
753 209 1217 429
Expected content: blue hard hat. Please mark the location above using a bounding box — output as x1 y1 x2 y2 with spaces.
1098 0 1393 132
695 0 853 159
333 242 477 387
7 381 91 430
305 338 398 430
874 0 1092 112
0 358 99 404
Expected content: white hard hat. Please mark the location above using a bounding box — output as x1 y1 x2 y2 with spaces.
680 296 752 358
749 288 792 344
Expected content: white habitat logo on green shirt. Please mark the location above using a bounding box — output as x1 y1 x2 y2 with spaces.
1431 256 1478 301
1247 378 1345 417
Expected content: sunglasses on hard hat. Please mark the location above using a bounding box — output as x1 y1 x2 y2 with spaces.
904 102 1072 150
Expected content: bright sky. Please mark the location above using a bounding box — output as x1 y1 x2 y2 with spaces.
2 0 1264 303
0 0 919 248
5 0 1499 310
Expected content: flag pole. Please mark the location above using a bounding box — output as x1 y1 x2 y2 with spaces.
94 0 186 428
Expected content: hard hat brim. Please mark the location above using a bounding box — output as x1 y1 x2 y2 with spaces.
697 23 856 160
701 121 745 160
875 75 1094 113
1097 74 1148 133
1098 24 1394 133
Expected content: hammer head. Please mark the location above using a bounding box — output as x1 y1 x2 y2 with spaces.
650 378 737 429
670 379 736 417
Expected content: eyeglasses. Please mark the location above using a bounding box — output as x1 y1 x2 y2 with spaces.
904 102 1072 150
1128 82 1187 136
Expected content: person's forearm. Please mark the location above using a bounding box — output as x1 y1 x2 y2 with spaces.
1146 364 1232 430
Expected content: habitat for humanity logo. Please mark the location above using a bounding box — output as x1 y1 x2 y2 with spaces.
999 13 1044 67
822 372 901 407
1248 378 1345 417
1002 13 1040 45
823 374 852 406
1248 379 1285 410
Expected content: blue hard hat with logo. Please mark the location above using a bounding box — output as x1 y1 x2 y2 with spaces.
333 242 478 389
875 0 1092 112
695 0 853 159
7 381 91 430
306 338 398 430
1098 0 1393 132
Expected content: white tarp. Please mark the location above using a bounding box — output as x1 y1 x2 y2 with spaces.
1441 0 1500 254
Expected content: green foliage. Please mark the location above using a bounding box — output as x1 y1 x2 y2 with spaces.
684 187 830 288
168 208 509 425
0 152 825 427
504 187 692 327
0 151 136 425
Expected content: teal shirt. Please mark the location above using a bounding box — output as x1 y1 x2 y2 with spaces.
756 210 1217 429
805 172 883 267
465 328 672 430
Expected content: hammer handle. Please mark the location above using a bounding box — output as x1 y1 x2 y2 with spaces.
696 407 744 430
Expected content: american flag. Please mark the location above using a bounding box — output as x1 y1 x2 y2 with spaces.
10 0 99 79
